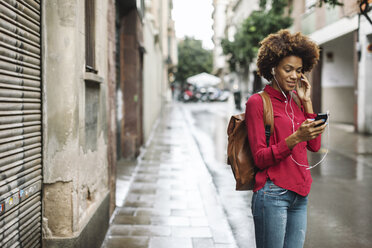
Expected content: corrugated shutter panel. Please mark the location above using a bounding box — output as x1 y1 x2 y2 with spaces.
0 0 42 247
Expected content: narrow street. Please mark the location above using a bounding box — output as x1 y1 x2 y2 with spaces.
102 98 372 248
102 104 237 248
1 1 370 247
183 99 372 248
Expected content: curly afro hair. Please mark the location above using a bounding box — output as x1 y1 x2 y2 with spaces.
257 29 320 81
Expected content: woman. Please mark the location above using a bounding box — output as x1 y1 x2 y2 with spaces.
246 30 327 248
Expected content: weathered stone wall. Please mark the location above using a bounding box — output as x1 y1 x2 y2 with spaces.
42 0 110 242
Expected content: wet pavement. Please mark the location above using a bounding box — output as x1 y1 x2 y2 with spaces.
184 101 256 247
101 104 236 248
185 100 372 248
102 99 372 248
306 124 372 248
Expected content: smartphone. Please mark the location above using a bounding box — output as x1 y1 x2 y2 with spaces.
314 113 328 127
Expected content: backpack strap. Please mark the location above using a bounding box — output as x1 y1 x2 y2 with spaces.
258 91 273 147
290 91 302 110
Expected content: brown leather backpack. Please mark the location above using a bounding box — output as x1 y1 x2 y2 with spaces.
227 91 273 190
227 91 301 190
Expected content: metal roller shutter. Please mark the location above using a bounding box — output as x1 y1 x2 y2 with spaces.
0 0 42 247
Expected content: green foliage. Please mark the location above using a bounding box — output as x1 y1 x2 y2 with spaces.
175 37 213 84
221 0 292 72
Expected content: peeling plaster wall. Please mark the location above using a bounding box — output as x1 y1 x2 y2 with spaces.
42 0 109 238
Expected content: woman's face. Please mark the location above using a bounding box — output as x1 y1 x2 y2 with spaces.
272 55 303 93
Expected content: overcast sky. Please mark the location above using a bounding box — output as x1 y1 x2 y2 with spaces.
172 0 214 50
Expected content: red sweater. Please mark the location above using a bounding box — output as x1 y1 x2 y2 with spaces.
245 85 321 196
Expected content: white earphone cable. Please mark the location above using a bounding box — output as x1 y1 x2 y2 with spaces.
290 120 329 170
272 74 329 170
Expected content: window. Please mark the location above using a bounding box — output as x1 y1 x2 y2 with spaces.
85 0 97 73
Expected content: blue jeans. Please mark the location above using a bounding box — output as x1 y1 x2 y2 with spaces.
251 179 308 248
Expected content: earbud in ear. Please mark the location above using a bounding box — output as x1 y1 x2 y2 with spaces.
271 68 275 75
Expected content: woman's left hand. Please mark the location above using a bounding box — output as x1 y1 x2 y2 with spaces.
296 74 312 102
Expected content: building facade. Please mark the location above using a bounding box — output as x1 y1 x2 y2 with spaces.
42 0 112 246
0 0 176 247
213 0 372 133
212 0 260 95
212 0 230 77
116 0 177 159
142 0 177 142
290 0 372 133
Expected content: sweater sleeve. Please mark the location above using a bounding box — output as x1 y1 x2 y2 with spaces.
305 112 322 152
245 94 292 170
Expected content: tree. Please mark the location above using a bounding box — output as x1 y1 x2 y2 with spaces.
221 0 344 73
175 37 213 86
221 0 292 72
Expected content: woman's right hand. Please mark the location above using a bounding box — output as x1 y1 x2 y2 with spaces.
295 119 327 142
285 119 327 149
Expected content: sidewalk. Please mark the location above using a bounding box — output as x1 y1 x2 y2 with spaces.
328 123 372 166
101 104 237 248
